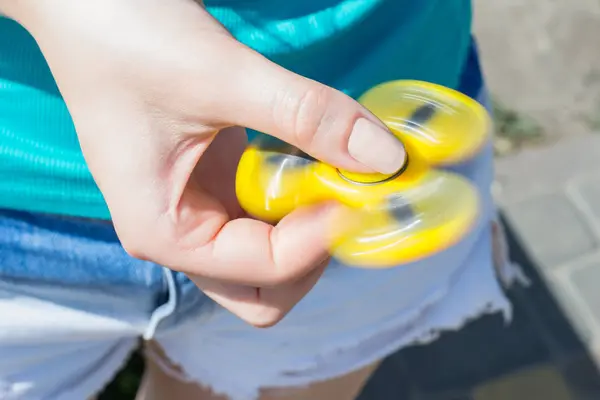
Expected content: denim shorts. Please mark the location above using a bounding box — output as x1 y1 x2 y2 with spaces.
0 49 516 400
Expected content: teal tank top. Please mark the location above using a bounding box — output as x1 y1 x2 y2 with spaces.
0 0 472 219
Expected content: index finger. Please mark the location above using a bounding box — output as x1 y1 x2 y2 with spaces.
141 201 345 287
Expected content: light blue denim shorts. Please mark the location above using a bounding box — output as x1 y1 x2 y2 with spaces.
0 47 515 400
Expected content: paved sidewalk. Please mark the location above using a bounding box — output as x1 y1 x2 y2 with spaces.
473 0 600 140
495 134 600 359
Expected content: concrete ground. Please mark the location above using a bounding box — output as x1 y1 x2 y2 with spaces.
477 0 600 384
474 0 600 140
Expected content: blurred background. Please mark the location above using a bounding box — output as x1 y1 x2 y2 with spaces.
102 1 600 399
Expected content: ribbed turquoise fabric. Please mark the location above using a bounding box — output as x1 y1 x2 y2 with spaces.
0 0 472 219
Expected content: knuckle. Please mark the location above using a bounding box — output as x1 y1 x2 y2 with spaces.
265 232 314 287
267 268 300 286
120 236 150 261
260 259 305 286
118 218 167 263
294 86 331 148
244 310 286 328
274 84 332 149
252 319 281 329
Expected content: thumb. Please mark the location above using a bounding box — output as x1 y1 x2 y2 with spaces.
211 40 407 175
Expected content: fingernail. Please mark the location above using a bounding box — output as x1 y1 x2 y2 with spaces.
348 118 406 174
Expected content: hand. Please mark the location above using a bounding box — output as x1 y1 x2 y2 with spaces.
5 0 406 326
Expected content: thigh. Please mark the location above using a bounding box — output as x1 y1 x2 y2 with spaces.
139 342 379 400
259 362 379 400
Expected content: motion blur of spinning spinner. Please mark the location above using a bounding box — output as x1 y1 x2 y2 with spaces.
236 80 491 267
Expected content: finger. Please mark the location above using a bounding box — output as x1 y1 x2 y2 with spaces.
200 38 406 175
190 259 328 327
126 199 353 287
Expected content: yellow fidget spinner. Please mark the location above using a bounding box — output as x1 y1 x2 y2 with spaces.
236 80 491 267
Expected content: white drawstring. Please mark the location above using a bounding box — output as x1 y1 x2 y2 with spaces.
143 267 177 340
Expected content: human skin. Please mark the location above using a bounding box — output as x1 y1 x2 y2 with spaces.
0 0 406 327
